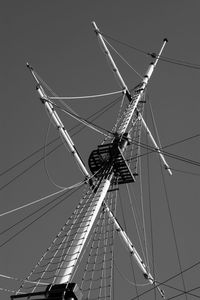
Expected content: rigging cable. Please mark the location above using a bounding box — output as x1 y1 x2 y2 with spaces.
130 255 200 300
0 94 122 192
16 182 93 294
169 168 200 177
43 113 66 189
0 274 48 286
118 189 140 299
0 180 85 218
0 185 83 248
45 98 113 137
49 90 123 100
114 260 150 287
159 157 188 300
150 101 188 300
138 150 150 273
102 36 143 79
153 279 200 300
126 184 148 271
101 31 200 71
146 129 157 300
0 142 62 193
0 137 59 178
128 138 200 168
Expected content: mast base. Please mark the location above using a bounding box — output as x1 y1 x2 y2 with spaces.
10 283 83 300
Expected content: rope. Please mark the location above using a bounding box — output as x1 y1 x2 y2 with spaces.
114 261 150 287
43 113 67 189
101 31 200 71
0 287 20 294
149 102 188 299
0 185 83 248
49 90 123 100
0 273 48 286
118 189 139 299
0 93 122 193
17 183 92 293
0 181 85 218
126 184 148 269
160 164 188 300
103 36 143 79
0 137 59 178
46 98 112 138
146 130 157 300
139 152 150 272
130 257 200 300
128 138 200 168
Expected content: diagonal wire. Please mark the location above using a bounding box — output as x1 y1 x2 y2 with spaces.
149 101 188 300
0 95 122 192
0 137 59 178
101 31 200 71
146 133 157 300
102 36 143 79
0 185 82 247
118 189 140 299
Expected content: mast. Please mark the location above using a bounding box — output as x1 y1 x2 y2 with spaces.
12 23 170 300
52 22 167 291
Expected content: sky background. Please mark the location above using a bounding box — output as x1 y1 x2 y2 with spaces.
1 1 200 299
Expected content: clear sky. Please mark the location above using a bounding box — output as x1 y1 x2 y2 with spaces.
1 1 200 299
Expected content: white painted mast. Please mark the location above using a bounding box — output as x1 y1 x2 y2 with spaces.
26 23 168 299
51 23 167 290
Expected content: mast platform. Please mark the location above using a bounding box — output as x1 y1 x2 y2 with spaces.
88 141 136 185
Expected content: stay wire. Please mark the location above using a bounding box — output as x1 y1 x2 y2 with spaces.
102 36 143 79
128 138 200 168
154 279 200 299
149 103 188 300
101 31 200 71
130 132 200 164
114 259 150 287
49 90 123 100
126 184 148 271
166 286 200 300
130 256 200 299
160 162 188 300
118 189 140 299
0 181 84 218
43 108 67 190
45 98 113 137
0 185 82 248
169 167 200 177
0 142 62 193
138 149 150 272
146 131 157 300
0 136 59 178
0 94 122 191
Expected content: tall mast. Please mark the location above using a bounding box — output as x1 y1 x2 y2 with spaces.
12 23 169 300
53 23 167 288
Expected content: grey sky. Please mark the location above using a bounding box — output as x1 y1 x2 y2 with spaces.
1 1 200 299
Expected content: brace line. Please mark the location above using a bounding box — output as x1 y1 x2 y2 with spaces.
49 90 123 100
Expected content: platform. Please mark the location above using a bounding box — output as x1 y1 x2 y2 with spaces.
88 142 135 185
